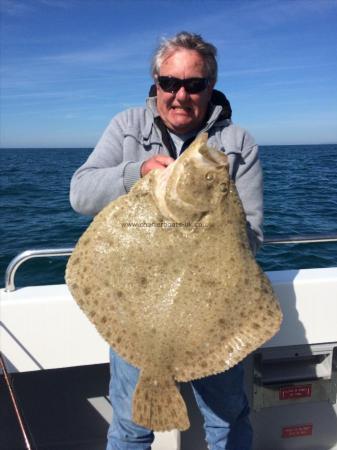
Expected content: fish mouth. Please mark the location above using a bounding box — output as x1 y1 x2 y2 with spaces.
199 145 228 166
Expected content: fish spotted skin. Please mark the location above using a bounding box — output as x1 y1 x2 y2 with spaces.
66 133 282 431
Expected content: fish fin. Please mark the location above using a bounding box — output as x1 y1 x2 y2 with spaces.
132 370 190 432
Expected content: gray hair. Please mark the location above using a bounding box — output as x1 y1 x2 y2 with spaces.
151 31 218 82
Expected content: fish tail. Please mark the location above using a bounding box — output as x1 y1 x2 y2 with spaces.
132 370 190 431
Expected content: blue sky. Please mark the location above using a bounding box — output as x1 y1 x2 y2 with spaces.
1 0 337 147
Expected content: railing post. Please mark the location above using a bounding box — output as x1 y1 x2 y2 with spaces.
4 248 74 293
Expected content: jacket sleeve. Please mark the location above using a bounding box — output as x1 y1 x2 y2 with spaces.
69 112 143 216
234 130 264 254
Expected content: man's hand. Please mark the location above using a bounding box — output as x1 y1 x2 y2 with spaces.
141 155 175 177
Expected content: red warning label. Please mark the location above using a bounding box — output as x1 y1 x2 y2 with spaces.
279 384 312 400
282 424 313 438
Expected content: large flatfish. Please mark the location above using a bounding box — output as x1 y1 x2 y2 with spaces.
66 133 282 431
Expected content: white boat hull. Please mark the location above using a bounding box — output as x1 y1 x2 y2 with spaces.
1 267 337 449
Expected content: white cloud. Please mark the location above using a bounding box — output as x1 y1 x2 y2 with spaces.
1 0 78 16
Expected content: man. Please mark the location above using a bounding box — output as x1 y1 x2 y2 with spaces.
70 31 262 450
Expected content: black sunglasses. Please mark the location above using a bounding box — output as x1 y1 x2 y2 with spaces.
157 76 209 94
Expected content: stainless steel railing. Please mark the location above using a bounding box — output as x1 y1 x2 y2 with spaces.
3 235 337 292
264 234 337 245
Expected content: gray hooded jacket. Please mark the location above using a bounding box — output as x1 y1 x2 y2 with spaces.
70 97 263 253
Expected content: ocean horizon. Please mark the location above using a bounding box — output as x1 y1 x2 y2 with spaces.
2 142 336 150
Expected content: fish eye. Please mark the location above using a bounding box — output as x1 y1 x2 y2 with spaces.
205 172 215 182
219 183 228 193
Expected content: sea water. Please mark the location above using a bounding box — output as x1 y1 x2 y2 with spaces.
1 144 337 289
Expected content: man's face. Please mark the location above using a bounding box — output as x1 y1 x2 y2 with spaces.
156 49 214 135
